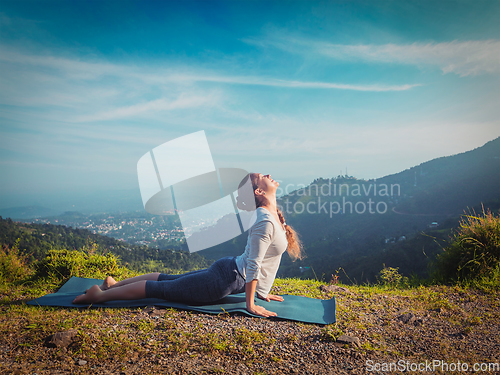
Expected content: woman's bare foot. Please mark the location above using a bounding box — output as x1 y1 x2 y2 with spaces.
101 276 117 290
73 285 103 304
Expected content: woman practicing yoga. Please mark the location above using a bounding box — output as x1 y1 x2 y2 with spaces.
73 173 303 317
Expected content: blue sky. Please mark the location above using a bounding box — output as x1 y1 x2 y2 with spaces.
1 0 499 210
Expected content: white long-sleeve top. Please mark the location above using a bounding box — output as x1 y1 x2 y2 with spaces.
235 207 288 298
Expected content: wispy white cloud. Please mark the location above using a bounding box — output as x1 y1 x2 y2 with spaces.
0 44 419 112
0 47 120 80
318 40 500 77
181 75 420 92
73 94 219 122
245 36 500 76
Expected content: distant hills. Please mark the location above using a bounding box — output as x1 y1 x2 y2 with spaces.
0 189 143 219
2 137 499 284
0 206 62 220
200 137 500 283
379 137 500 215
0 216 209 273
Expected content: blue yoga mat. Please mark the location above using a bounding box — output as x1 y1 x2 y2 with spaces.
27 276 336 325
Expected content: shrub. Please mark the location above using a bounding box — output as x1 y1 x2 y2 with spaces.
0 239 31 283
433 208 500 284
378 264 408 288
32 245 131 284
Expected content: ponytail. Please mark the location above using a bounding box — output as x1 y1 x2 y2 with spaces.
277 209 304 261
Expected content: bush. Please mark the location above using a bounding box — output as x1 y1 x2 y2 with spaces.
32 244 132 284
0 239 31 283
433 208 500 284
378 264 408 288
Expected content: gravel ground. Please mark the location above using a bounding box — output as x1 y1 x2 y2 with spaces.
1 285 499 374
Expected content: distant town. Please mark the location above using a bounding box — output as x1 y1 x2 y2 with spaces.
24 211 186 248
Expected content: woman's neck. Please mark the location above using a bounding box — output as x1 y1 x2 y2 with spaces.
259 196 278 214
259 200 285 229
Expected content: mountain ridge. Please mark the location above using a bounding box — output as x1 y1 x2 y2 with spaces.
200 136 500 283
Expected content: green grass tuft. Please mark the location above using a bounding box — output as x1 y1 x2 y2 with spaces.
433 208 500 287
0 240 31 284
30 244 133 288
377 265 409 288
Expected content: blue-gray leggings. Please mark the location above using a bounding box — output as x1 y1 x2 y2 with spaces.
145 256 246 304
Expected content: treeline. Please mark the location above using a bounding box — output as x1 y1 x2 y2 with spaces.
279 216 460 284
283 201 500 284
276 139 500 283
0 217 211 273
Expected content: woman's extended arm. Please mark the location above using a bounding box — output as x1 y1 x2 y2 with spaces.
245 279 277 317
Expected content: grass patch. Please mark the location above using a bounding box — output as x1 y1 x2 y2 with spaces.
320 324 344 342
433 208 500 286
1 240 499 372
32 245 133 286
271 277 326 298
0 240 31 284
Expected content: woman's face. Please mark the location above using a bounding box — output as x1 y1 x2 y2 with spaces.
252 173 279 195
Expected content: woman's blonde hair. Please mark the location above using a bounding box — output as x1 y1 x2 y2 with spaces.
237 173 304 261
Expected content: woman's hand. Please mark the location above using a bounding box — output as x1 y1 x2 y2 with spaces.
246 304 277 318
246 280 279 317
257 293 284 302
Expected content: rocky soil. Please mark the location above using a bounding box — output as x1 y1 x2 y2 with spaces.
1 284 499 374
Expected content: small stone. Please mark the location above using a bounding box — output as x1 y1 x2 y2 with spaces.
142 306 155 314
45 329 78 348
150 309 166 317
397 312 416 324
336 335 361 348
414 318 424 326
131 352 139 361
78 360 87 366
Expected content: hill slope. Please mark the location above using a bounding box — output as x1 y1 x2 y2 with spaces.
200 137 500 283
0 217 209 273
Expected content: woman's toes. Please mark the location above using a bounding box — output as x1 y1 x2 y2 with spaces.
73 294 86 304
101 276 116 290
73 285 101 304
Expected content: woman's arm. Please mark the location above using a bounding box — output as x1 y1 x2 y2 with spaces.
245 279 277 317
245 219 273 281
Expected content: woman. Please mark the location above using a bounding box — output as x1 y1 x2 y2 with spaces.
73 173 303 318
